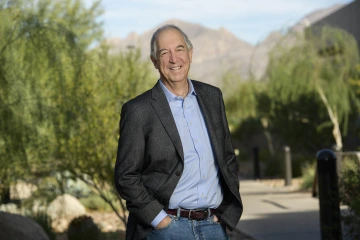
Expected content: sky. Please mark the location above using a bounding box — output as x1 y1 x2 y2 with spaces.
86 0 353 45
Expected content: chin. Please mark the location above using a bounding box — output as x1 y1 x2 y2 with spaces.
172 77 187 82
173 73 188 81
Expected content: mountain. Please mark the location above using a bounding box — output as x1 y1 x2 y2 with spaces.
107 19 254 86
249 3 346 80
106 4 346 86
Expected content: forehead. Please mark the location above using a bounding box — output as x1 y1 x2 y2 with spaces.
156 28 186 49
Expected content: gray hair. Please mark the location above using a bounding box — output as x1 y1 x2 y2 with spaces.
150 24 193 60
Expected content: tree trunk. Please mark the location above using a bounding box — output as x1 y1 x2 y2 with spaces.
316 85 343 151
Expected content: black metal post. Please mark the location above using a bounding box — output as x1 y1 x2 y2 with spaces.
253 147 260 180
312 166 318 198
316 149 342 240
284 146 292 186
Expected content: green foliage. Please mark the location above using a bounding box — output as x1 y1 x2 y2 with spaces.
268 93 334 152
267 26 359 150
300 162 316 190
79 194 120 212
339 164 360 239
269 26 359 109
224 26 360 179
0 0 104 196
222 72 259 126
0 0 155 227
348 63 360 98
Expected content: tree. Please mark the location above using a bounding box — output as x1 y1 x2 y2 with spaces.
266 26 359 151
222 70 278 157
57 46 155 225
0 0 157 227
0 0 103 182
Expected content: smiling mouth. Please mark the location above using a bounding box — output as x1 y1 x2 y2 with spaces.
170 66 181 70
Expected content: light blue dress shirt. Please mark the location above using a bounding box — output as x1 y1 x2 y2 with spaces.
151 79 223 227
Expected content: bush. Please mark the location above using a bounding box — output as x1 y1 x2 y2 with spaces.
79 195 113 212
339 165 360 239
300 162 316 190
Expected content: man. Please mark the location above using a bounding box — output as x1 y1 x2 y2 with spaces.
114 24 242 240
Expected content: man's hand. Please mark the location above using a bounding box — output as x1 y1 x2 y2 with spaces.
155 216 172 229
213 215 219 222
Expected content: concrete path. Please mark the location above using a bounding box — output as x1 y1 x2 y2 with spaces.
233 180 321 240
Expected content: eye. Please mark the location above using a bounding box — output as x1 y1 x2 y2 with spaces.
161 51 169 57
176 48 184 52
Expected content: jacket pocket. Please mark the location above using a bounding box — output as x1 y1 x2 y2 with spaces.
143 172 169 196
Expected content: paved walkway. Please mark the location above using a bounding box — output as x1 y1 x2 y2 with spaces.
231 179 321 240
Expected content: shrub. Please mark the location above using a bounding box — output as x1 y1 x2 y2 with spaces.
300 162 316 190
339 165 360 239
79 195 113 212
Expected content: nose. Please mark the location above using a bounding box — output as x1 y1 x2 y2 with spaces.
169 51 177 63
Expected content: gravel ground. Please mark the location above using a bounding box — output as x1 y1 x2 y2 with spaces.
256 178 304 191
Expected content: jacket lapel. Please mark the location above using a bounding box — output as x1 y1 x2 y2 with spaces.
151 82 184 161
193 82 222 163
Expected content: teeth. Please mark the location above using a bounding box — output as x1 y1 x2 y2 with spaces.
171 66 181 70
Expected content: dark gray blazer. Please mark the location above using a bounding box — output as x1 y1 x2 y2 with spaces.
114 80 243 240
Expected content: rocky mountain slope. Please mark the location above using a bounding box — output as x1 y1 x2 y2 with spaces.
106 4 346 86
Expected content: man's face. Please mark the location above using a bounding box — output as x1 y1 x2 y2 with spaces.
151 28 193 85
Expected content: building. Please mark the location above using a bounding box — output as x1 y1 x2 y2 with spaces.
311 0 360 50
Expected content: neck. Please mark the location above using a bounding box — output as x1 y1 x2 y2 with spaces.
161 79 189 98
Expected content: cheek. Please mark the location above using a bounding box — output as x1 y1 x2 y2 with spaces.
181 57 190 64
160 63 168 71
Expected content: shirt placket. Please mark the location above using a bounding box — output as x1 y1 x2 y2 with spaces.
183 96 207 207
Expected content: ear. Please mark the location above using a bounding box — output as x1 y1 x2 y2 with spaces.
150 55 158 69
188 48 193 63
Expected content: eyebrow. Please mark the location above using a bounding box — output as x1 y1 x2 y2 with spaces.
158 45 186 54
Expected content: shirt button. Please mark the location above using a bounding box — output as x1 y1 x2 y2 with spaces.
175 171 181 176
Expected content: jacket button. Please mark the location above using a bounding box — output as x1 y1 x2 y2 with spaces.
175 171 181 176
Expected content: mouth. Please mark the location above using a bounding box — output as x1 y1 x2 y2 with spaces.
170 66 182 70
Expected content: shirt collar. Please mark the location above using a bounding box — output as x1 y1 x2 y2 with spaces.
159 79 197 103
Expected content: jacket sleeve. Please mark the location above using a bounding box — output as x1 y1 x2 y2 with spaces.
114 102 164 226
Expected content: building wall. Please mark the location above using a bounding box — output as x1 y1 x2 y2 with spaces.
311 1 360 48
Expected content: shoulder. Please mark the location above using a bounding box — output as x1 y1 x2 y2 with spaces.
122 88 152 110
191 79 222 96
191 79 220 91
119 89 154 127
